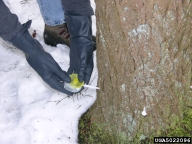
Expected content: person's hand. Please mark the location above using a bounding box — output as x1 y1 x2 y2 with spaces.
67 38 93 84
65 13 94 84
26 49 73 96
10 20 73 96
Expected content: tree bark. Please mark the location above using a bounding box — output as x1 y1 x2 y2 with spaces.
89 0 192 141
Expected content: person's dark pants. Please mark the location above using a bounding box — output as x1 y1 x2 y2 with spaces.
0 0 93 41
62 0 94 16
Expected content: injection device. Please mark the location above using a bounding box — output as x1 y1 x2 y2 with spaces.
64 74 84 93
64 73 100 93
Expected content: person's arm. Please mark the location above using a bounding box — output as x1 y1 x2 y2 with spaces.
62 0 94 87
0 1 73 95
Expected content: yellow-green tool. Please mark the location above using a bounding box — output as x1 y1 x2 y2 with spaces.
64 73 100 93
64 74 84 93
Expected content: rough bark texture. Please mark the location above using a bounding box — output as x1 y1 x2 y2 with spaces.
89 0 192 141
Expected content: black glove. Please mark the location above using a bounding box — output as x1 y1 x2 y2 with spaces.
65 13 94 84
10 20 73 96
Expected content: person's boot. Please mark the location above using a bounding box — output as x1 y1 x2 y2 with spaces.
43 23 96 50
43 23 70 47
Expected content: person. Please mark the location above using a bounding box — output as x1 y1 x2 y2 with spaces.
0 0 95 96
36 0 96 50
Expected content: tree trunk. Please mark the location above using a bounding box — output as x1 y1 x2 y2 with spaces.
89 0 192 141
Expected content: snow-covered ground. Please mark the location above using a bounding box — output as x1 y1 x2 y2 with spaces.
0 0 97 143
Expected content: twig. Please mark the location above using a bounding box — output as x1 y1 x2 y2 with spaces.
47 95 70 105
20 0 32 4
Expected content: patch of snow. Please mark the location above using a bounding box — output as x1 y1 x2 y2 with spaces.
0 0 97 143
141 107 147 116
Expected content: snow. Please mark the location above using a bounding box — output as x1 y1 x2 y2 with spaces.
0 0 97 144
141 107 147 116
